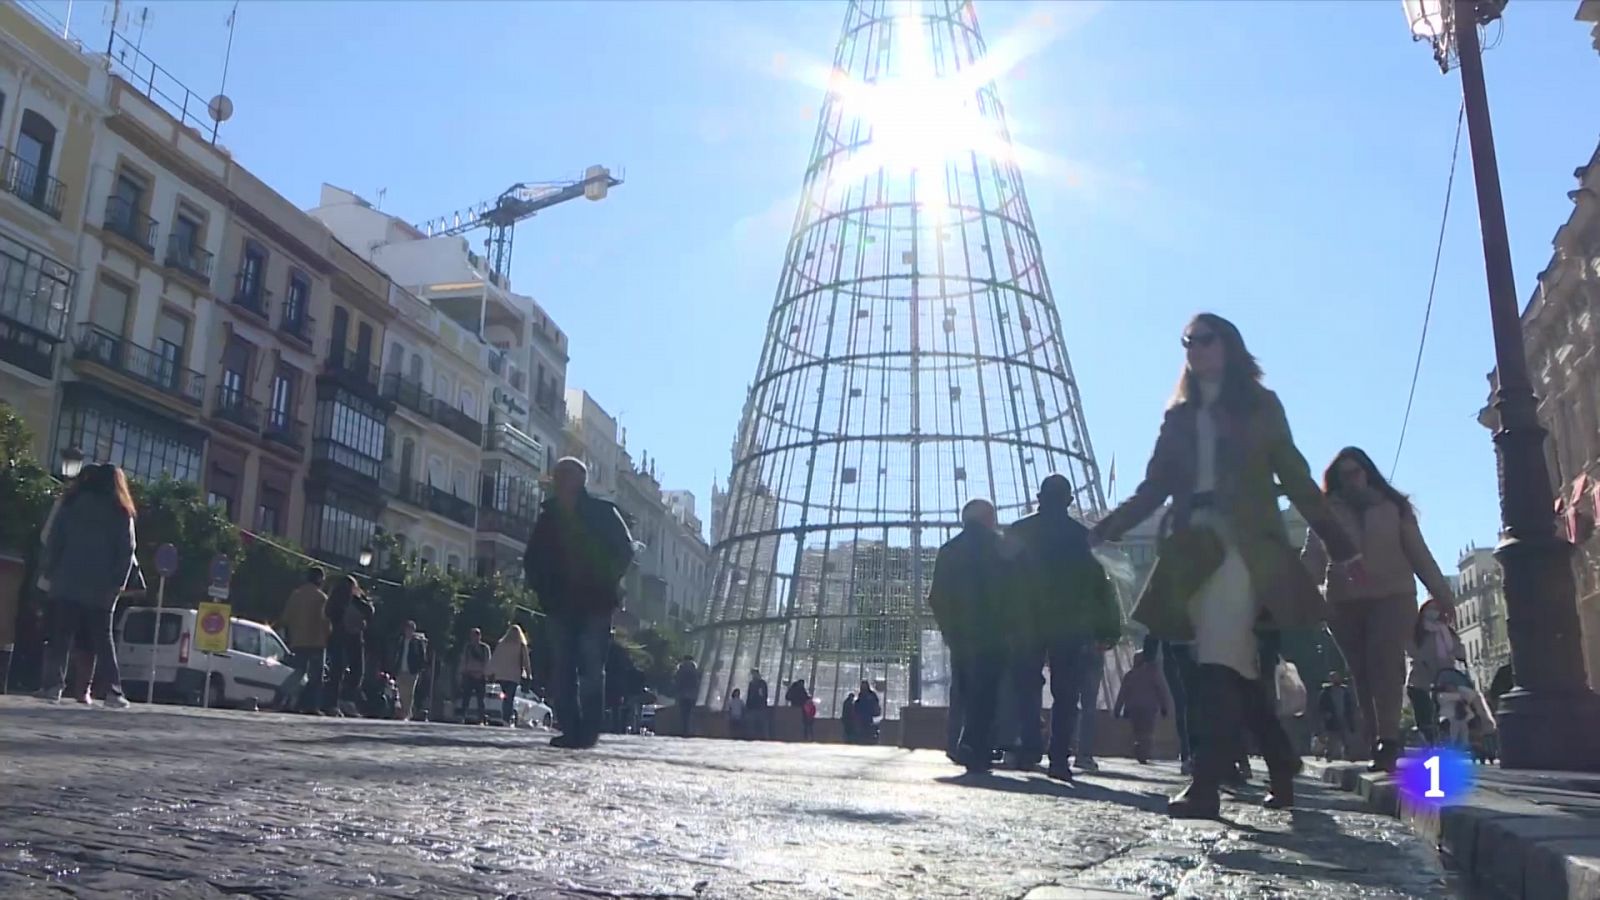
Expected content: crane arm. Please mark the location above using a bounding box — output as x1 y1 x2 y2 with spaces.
417 168 622 238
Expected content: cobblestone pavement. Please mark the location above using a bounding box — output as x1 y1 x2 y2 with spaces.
0 697 1462 899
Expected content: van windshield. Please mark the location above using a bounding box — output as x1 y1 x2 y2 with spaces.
121 611 182 645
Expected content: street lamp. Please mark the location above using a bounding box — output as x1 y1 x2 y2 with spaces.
59 447 84 481
1402 0 1600 770
358 545 375 570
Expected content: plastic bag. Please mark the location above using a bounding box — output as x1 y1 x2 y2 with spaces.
1091 544 1138 591
1275 660 1307 717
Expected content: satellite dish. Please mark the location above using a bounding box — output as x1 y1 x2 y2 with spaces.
207 94 234 124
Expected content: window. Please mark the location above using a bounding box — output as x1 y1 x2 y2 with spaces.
420 545 437 566
407 353 424 383
256 500 281 536
386 342 405 377
305 492 379 564
261 630 287 662
269 368 296 428
91 278 133 335
220 335 251 400
447 553 462 574
120 610 182 645
231 625 262 656
155 311 189 390
239 242 266 302
315 389 385 461
284 273 309 327
171 210 201 258
207 491 232 518
56 395 202 484
16 111 57 203
330 306 349 356
0 231 73 339
356 321 374 363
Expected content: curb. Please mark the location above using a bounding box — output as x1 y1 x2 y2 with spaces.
1310 762 1600 900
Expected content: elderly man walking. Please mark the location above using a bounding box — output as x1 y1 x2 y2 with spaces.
524 458 635 749
928 498 1018 773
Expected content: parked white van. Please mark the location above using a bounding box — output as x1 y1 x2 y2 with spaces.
115 606 297 709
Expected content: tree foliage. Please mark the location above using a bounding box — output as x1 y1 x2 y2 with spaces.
0 402 56 555
628 625 687 694
128 478 242 607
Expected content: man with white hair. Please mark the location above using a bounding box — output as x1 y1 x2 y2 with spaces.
525 457 636 749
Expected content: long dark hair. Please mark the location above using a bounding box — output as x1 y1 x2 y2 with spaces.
1323 446 1414 519
76 463 136 518
1169 312 1265 413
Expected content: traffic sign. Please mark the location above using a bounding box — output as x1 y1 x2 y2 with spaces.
195 602 231 654
154 544 178 578
208 554 232 600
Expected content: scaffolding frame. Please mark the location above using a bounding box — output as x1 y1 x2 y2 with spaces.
699 0 1118 722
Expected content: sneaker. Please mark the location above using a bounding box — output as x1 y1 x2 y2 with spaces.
104 695 131 710
1076 757 1100 773
34 689 63 703
76 693 93 706
1046 764 1075 783
550 733 582 749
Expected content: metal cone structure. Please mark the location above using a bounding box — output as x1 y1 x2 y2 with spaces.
700 0 1112 721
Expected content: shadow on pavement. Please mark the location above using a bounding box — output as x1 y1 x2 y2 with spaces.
297 732 540 751
936 771 1170 814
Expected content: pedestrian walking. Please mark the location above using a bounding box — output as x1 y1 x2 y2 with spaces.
745 669 770 740
390 620 429 721
489 624 532 726
853 679 882 744
458 627 492 724
274 567 329 714
1114 651 1172 764
727 688 746 739
35 464 137 708
1406 597 1466 745
840 691 856 743
785 678 813 740
673 656 700 737
1144 636 1200 774
1007 475 1123 780
524 457 636 749
928 498 1013 772
1303 446 1456 773
1317 671 1358 761
1090 313 1362 818
322 575 372 717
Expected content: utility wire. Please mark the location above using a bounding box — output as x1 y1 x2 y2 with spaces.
1391 97 1466 481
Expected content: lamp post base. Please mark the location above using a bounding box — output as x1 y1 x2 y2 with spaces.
1497 688 1600 772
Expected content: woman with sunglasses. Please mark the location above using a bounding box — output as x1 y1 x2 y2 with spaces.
1304 446 1456 774
1091 313 1362 818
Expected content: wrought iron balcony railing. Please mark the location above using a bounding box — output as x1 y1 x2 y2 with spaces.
263 409 306 452
73 324 204 406
0 148 65 220
213 383 262 431
103 196 157 251
164 236 213 283
232 272 272 320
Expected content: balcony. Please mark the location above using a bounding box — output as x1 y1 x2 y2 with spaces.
477 506 534 543
323 347 382 396
73 324 204 406
103 196 157 252
0 148 65 220
263 409 306 453
0 318 54 378
394 477 476 527
432 397 483 446
380 372 433 419
311 438 380 485
280 310 315 346
213 383 262 432
486 422 544 470
164 236 213 284
232 272 272 321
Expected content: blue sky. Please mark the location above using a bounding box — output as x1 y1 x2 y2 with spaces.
35 0 1598 564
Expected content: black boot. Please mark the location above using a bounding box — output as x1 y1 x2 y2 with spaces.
0 649 11 695
1369 739 1400 774
1170 665 1241 820
1242 671 1301 809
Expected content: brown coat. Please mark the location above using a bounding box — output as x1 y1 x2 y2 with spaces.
1092 388 1358 640
1302 496 1455 606
279 583 330 650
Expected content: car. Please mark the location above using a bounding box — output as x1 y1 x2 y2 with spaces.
116 606 296 709
514 691 554 729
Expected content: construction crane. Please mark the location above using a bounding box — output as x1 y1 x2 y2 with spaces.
416 165 622 287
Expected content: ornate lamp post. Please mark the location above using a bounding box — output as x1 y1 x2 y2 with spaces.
1401 0 1600 769
58 447 84 481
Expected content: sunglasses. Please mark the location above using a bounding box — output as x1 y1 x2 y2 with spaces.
1181 332 1219 349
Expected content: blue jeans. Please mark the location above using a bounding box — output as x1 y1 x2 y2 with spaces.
549 611 610 740
1073 648 1105 763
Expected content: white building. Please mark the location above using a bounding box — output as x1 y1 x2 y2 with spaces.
1455 545 1509 691
563 388 621 500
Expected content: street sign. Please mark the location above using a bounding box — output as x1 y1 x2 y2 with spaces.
195 602 231 654
208 554 232 601
154 544 178 578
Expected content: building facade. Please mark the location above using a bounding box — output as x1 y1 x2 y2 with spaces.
1455 545 1509 691
1481 140 1600 691
0 5 95 462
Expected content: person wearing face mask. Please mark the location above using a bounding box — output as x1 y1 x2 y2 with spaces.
1303 447 1456 774
1090 313 1362 818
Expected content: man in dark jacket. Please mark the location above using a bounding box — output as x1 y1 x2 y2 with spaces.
1318 670 1357 761
928 497 1010 770
524 457 635 749
1006 474 1123 781
391 620 429 721
673 656 700 737
746 669 770 739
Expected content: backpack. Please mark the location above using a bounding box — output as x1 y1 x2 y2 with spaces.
1275 661 1307 717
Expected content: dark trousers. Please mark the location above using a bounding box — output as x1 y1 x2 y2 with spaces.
1191 663 1297 792
677 697 695 736
1159 642 1198 761
1129 710 1157 761
324 636 363 711
459 678 488 721
499 680 519 724
549 611 610 740
275 647 324 712
955 650 1007 765
1015 637 1095 768
946 657 967 757
42 601 122 700
1409 687 1438 744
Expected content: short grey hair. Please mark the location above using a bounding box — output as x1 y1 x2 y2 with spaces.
554 457 588 476
960 498 996 528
